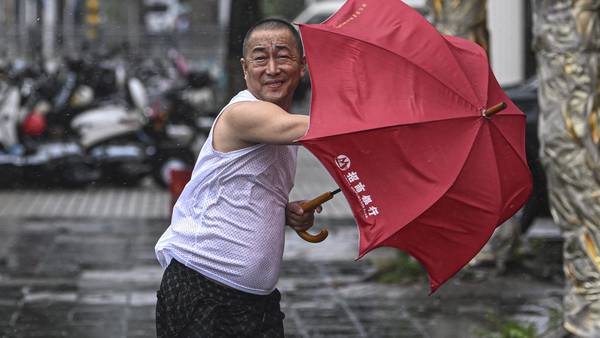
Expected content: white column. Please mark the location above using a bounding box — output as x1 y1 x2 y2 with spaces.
127 1 140 51
219 0 231 27
63 0 77 56
20 0 38 58
5 0 17 58
488 0 525 85
42 0 57 60
0 1 5 57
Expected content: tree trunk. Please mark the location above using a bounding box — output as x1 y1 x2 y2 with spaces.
426 0 489 54
532 0 600 336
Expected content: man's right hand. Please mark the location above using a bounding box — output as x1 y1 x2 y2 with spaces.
285 200 322 232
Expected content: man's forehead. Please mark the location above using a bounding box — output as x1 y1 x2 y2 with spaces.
247 29 297 51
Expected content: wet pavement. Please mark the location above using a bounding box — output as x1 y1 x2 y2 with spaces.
0 216 565 338
0 149 566 338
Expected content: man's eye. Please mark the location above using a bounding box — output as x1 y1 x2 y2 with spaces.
253 56 267 62
276 55 293 63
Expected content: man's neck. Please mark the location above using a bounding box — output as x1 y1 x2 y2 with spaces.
246 89 293 112
275 96 294 112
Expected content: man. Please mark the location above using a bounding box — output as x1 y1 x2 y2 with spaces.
155 18 319 337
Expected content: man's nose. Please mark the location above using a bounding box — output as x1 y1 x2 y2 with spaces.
265 57 280 74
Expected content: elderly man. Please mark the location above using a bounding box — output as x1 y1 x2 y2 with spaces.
155 18 318 338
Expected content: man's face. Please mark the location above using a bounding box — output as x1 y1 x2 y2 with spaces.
241 29 306 109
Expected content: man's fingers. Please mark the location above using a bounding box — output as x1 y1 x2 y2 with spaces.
286 200 323 231
292 222 314 232
287 201 305 215
287 213 306 225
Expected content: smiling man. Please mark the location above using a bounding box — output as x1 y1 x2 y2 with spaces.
154 18 318 338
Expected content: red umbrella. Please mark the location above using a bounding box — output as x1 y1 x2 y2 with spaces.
296 0 532 292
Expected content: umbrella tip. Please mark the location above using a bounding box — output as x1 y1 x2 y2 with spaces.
482 102 507 118
331 188 341 195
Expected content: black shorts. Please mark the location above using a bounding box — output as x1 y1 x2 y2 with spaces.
156 259 285 338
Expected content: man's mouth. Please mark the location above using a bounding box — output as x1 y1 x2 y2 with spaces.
264 80 284 88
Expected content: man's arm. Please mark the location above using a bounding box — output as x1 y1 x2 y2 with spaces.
217 101 308 150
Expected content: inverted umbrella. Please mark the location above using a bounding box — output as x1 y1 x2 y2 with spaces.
297 0 532 292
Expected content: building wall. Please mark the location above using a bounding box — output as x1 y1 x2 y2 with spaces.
2 0 529 86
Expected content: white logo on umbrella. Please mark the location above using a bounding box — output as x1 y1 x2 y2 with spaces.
335 155 351 171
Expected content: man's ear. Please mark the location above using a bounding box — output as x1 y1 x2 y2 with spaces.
240 58 248 79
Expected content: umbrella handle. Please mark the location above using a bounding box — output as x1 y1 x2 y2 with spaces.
296 228 329 243
295 191 335 243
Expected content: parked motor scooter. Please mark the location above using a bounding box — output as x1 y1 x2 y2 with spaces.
63 57 154 186
145 70 217 187
0 61 96 188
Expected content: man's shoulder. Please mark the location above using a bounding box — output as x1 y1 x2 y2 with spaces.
229 90 258 105
223 100 273 123
219 90 261 117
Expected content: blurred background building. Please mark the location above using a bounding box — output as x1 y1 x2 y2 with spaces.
0 0 534 86
0 0 222 67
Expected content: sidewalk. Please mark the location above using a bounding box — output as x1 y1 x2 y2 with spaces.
0 217 563 338
0 148 565 338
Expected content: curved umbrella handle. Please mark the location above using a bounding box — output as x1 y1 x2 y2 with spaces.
296 227 329 243
295 190 340 243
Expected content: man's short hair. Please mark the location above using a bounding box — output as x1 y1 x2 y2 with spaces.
242 18 304 58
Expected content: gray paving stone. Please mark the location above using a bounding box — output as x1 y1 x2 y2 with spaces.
126 305 155 321
78 267 163 290
79 292 127 306
0 326 17 337
66 324 125 338
129 292 157 307
23 292 77 304
0 306 15 326
126 321 156 338
68 305 127 324
0 286 22 303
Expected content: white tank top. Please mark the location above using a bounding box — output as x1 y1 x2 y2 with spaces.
155 90 298 295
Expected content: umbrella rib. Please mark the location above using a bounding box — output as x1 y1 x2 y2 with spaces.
304 111 525 141
442 35 490 105
304 115 463 141
304 25 480 110
484 119 504 216
487 117 530 170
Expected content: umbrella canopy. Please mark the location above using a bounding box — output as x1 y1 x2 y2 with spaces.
298 0 532 292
